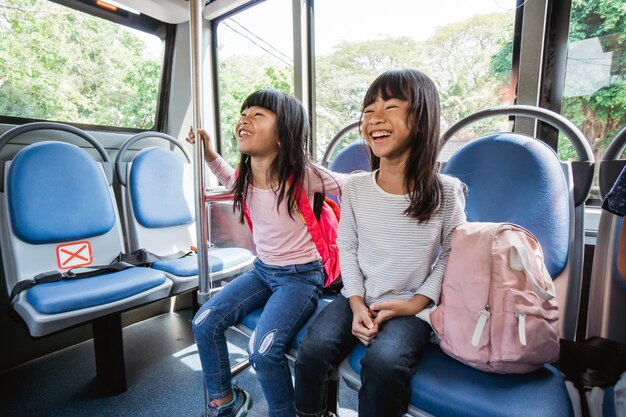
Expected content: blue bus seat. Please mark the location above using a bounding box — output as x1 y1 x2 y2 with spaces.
328 140 370 174
115 136 255 295
338 132 582 417
0 141 172 337
343 343 572 417
0 130 174 394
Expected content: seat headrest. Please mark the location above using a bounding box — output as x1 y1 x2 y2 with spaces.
329 141 371 174
8 141 116 244
129 147 194 228
443 133 570 278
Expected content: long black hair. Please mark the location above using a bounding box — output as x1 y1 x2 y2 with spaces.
361 69 443 222
232 89 315 222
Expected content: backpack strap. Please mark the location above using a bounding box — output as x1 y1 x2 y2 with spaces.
233 167 253 232
241 196 253 232
292 183 329 262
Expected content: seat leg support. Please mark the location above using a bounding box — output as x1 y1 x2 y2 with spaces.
93 313 127 394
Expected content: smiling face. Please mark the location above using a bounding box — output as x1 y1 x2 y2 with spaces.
361 95 412 163
235 105 280 159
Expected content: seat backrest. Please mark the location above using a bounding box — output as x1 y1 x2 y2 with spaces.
0 141 125 289
120 146 195 255
328 140 371 174
586 131 626 343
443 132 579 339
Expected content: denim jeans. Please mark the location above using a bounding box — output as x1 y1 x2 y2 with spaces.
192 258 323 417
294 295 432 417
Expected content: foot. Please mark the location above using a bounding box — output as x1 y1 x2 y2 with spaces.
205 385 252 417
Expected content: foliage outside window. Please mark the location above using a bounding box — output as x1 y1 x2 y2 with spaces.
314 0 516 161
560 0 626 167
0 0 163 129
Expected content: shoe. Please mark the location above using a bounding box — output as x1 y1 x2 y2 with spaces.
205 385 252 417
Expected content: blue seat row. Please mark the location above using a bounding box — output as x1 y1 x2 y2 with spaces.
0 122 254 393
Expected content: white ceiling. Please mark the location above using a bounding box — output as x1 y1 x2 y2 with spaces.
116 0 190 24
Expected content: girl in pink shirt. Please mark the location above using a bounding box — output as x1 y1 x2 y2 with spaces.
188 89 346 417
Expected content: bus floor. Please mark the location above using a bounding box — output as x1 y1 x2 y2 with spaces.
0 308 359 417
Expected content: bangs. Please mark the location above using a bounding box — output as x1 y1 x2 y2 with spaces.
240 89 283 114
362 70 411 108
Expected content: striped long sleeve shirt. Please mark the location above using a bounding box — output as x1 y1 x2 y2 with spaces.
339 171 466 306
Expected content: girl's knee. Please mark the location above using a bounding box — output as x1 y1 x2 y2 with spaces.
361 349 401 377
297 335 326 364
248 329 284 369
192 305 217 336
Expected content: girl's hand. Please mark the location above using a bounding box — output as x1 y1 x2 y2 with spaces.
186 127 218 162
370 295 431 326
349 297 378 345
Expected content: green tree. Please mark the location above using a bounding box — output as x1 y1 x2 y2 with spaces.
0 0 162 129
217 54 293 165
315 12 514 158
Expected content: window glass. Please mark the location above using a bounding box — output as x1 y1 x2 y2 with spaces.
0 0 164 129
314 0 517 161
215 0 294 166
562 0 626 199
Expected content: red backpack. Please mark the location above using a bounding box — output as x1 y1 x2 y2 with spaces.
242 185 342 291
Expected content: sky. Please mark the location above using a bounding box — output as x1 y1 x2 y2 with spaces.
217 0 518 59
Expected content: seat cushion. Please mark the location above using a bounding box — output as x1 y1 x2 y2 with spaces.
26 267 167 314
345 342 574 417
151 248 254 277
239 294 337 350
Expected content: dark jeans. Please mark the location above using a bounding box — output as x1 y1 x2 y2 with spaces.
294 295 432 417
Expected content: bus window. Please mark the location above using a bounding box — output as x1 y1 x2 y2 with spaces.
215 0 295 167
313 0 517 160
561 0 626 199
0 0 164 130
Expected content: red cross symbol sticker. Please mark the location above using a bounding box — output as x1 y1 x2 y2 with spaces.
56 241 93 269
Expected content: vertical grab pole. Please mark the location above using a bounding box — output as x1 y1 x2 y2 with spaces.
189 0 213 306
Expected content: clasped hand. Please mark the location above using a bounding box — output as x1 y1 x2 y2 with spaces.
352 296 430 346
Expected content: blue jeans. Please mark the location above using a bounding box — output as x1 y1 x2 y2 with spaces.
192 258 323 417
294 295 432 417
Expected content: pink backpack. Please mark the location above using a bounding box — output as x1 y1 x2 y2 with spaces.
430 222 560 374
242 186 341 290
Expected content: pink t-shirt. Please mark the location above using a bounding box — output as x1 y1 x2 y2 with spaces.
208 156 347 266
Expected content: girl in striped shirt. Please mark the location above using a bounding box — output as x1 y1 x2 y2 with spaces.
294 69 466 417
